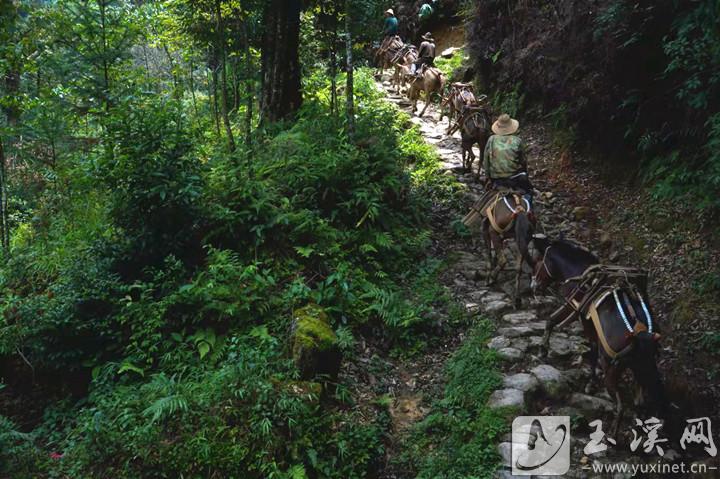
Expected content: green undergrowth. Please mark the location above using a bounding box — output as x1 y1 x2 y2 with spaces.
397 319 505 478
0 69 461 478
435 49 467 84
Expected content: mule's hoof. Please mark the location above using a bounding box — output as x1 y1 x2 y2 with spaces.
539 346 549 358
513 297 522 309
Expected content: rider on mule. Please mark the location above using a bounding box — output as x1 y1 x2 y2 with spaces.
381 9 399 44
411 32 436 77
483 113 533 198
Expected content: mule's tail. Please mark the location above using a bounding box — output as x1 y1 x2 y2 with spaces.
515 212 535 268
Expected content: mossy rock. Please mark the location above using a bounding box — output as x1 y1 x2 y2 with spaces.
291 304 342 381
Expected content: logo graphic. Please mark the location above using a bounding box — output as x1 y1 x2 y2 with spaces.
512 416 570 476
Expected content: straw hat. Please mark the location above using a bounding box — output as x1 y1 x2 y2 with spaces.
492 113 519 135
422 32 433 41
385 8 394 15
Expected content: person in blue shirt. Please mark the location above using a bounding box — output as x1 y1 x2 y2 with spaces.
383 9 399 37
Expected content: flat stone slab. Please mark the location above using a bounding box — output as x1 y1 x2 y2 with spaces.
531 364 568 397
502 311 539 324
484 300 513 314
497 347 523 361
569 393 615 413
488 388 525 409
503 373 540 392
465 302 480 314
548 333 588 358
497 326 540 338
497 442 512 467
480 291 510 304
488 336 511 350
509 337 529 353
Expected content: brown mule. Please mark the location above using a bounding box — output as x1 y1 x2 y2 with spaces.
531 236 668 436
441 83 478 133
375 35 404 76
459 107 491 178
407 67 446 119
463 191 536 307
392 46 418 92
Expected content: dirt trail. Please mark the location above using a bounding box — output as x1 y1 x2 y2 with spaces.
374 77 720 477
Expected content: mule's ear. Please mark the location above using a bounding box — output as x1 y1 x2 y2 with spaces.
652 333 662 342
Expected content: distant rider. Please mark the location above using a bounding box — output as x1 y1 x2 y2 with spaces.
411 32 436 76
379 8 399 54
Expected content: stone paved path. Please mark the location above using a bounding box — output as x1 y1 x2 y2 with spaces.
376 78 714 478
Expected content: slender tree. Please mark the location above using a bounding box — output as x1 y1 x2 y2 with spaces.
344 0 354 137
215 0 236 151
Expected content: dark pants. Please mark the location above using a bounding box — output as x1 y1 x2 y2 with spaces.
412 57 434 73
492 174 534 208
492 175 533 193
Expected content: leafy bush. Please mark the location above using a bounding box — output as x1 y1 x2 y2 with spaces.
51 333 385 479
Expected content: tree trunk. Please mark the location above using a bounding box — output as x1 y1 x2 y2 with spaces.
0 137 9 252
260 0 302 124
98 0 111 112
344 1 354 137
215 0 236 152
243 22 253 148
209 65 221 137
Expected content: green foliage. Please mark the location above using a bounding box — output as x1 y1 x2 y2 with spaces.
399 320 505 478
491 81 524 118
435 50 466 84
51 333 385 478
641 0 720 213
0 415 47 477
0 61 453 476
100 96 204 268
0 0 458 476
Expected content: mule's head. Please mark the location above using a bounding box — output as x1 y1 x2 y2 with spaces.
530 235 600 294
530 234 553 293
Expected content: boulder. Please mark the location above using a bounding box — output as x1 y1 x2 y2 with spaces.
488 388 525 410
497 347 523 361
440 46 461 58
548 333 588 358
484 300 513 314
488 336 511 350
569 393 615 414
497 442 512 467
497 326 536 338
572 206 591 220
503 373 540 392
502 311 539 324
290 304 342 380
531 364 567 397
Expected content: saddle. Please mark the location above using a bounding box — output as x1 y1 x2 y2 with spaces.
553 265 655 360
462 189 530 234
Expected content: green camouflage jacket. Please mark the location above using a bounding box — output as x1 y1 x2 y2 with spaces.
482 134 527 179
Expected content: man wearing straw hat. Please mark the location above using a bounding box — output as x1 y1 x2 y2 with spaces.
483 113 532 194
461 113 533 227
378 8 399 56
383 8 399 38
411 32 436 76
